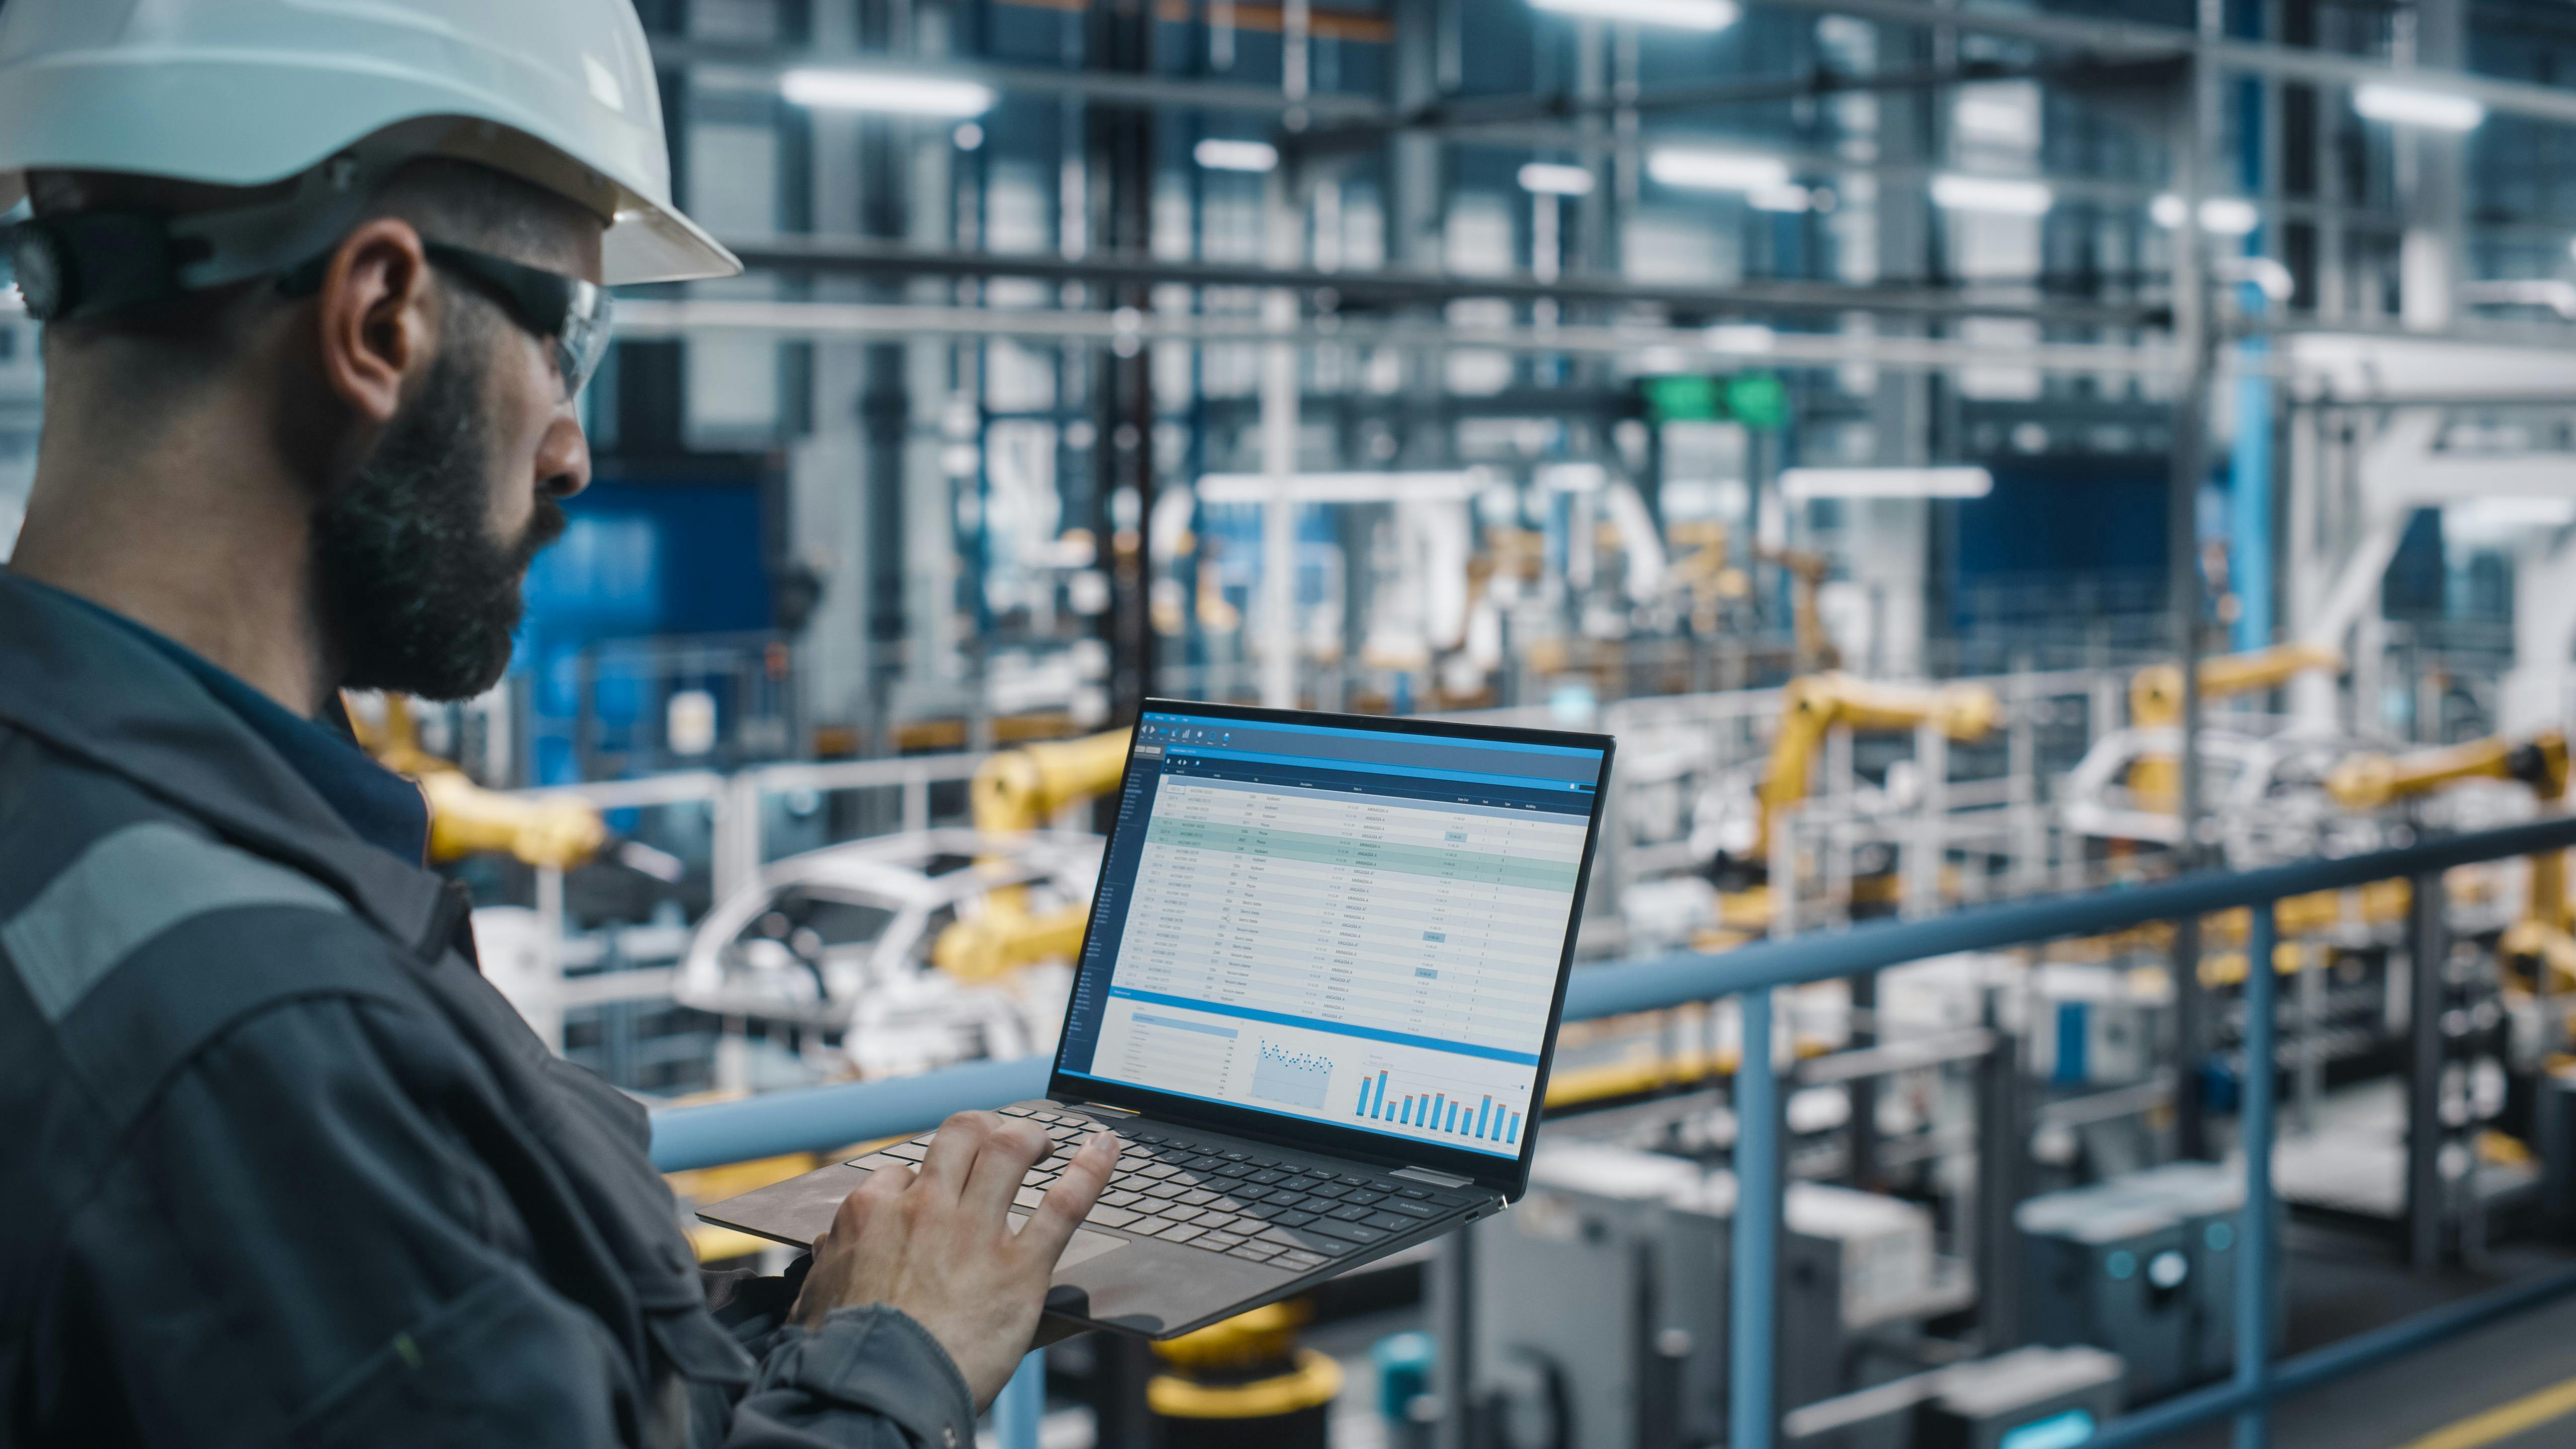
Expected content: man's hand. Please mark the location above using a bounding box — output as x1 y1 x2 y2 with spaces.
790 1111 1121 1408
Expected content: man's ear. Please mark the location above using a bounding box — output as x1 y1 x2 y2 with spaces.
314 218 437 425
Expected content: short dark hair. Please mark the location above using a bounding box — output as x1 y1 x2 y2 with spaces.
30 156 593 394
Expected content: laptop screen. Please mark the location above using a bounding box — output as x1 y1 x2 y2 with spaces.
1054 705 1608 1160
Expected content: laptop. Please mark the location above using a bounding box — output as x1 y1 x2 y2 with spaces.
697 699 1615 1338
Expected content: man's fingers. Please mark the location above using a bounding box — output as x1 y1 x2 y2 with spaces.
913 1110 996 1197
1019 1133 1121 1263
959 1118 1051 1219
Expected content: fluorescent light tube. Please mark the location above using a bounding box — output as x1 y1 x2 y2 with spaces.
1519 162 1597 196
2150 194 2260 235
1780 466 1994 501
1530 0 1740 29
2353 83 2484 131
1747 183 1814 213
1647 148 1791 193
780 69 995 117
1194 139 1280 173
1930 174 2054 216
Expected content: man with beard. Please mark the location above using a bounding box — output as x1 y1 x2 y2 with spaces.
0 4 1115 1446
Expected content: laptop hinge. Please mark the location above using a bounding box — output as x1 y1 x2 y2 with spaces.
1394 1165 1475 1189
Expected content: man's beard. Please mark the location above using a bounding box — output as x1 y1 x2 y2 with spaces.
313 340 566 702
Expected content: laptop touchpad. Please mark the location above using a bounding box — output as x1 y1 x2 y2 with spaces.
1011 1218 1130 1274
1059 1228 1129 1272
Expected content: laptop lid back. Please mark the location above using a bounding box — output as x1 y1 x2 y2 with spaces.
1049 700 1614 1198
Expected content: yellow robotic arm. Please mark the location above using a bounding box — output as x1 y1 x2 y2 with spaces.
969 727 1137 834
352 695 607 870
1752 672 2000 864
2129 642 2345 731
2329 732 2570 961
2126 643 2343 810
934 728 1134 982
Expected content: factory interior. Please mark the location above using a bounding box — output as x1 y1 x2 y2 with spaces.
26 0 2576 1446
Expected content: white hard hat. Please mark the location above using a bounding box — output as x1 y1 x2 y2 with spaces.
0 0 741 287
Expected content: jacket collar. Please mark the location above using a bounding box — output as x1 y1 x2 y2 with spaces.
0 570 446 949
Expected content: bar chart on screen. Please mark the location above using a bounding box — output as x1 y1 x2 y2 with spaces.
1351 1061 1527 1147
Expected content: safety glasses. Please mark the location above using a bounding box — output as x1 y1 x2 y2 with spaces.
277 239 613 399
421 243 613 400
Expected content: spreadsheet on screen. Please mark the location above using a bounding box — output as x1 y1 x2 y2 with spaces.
1056 710 1604 1159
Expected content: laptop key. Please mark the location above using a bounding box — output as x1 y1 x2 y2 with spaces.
1364 1211 1419 1232
1328 1205 1373 1222
1308 1184 1351 1200
1383 1199 1439 1219
1197 1232 1247 1251
1272 1211 1319 1228
1248 1170 1290 1185
1345 1191 1386 1206
999 1106 1037 1116
1159 1205 1206 1224
882 1143 928 1162
1257 1226 1348 1256
1294 1195 1340 1213
1124 1218 1171 1238
1274 1250 1328 1271
845 1152 913 1172
1089 1207 1142 1230
1397 1188 1433 1200
1144 1182 1187 1199
1014 1188 1046 1211
1178 1189 1219 1206
1160 1224 1209 1244
1228 1244 1281 1263
1305 1219 1390 1246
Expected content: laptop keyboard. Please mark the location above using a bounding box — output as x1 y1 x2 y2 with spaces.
842 1104 1475 1272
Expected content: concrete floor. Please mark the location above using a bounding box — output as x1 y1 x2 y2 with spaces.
2166 1226 2576 1449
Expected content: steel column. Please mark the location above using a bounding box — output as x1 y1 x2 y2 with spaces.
993 1350 1044 1449
2170 47 2218 1162
2408 870 2450 1270
1732 988 1782 1449
2236 904 2279 1449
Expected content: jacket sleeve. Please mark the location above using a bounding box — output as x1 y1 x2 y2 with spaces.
43 989 973 1449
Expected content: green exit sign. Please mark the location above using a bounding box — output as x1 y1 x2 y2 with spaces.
1642 372 1789 429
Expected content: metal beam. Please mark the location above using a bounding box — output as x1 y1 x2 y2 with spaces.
613 296 2183 375
711 233 2168 329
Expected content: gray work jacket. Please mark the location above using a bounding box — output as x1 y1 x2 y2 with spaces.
0 572 977 1448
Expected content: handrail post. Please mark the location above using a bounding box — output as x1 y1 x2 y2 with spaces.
993 1350 1044 1449
2237 901 2279 1449
2408 869 2449 1271
1732 987 1780 1449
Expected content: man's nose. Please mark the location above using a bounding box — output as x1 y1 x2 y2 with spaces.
538 410 592 501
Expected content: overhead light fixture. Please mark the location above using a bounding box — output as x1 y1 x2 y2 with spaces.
1930 174 2054 215
1647 147 1792 193
1519 162 1597 196
780 68 995 116
1529 0 1740 30
1704 324 1776 354
1198 470 1487 504
2353 83 2483 131
1747 183 1815 213
1194 138 1280 173
2149 194 2260 236
1780 466 1994 501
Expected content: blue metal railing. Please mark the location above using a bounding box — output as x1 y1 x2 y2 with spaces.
652 813 2576 1449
